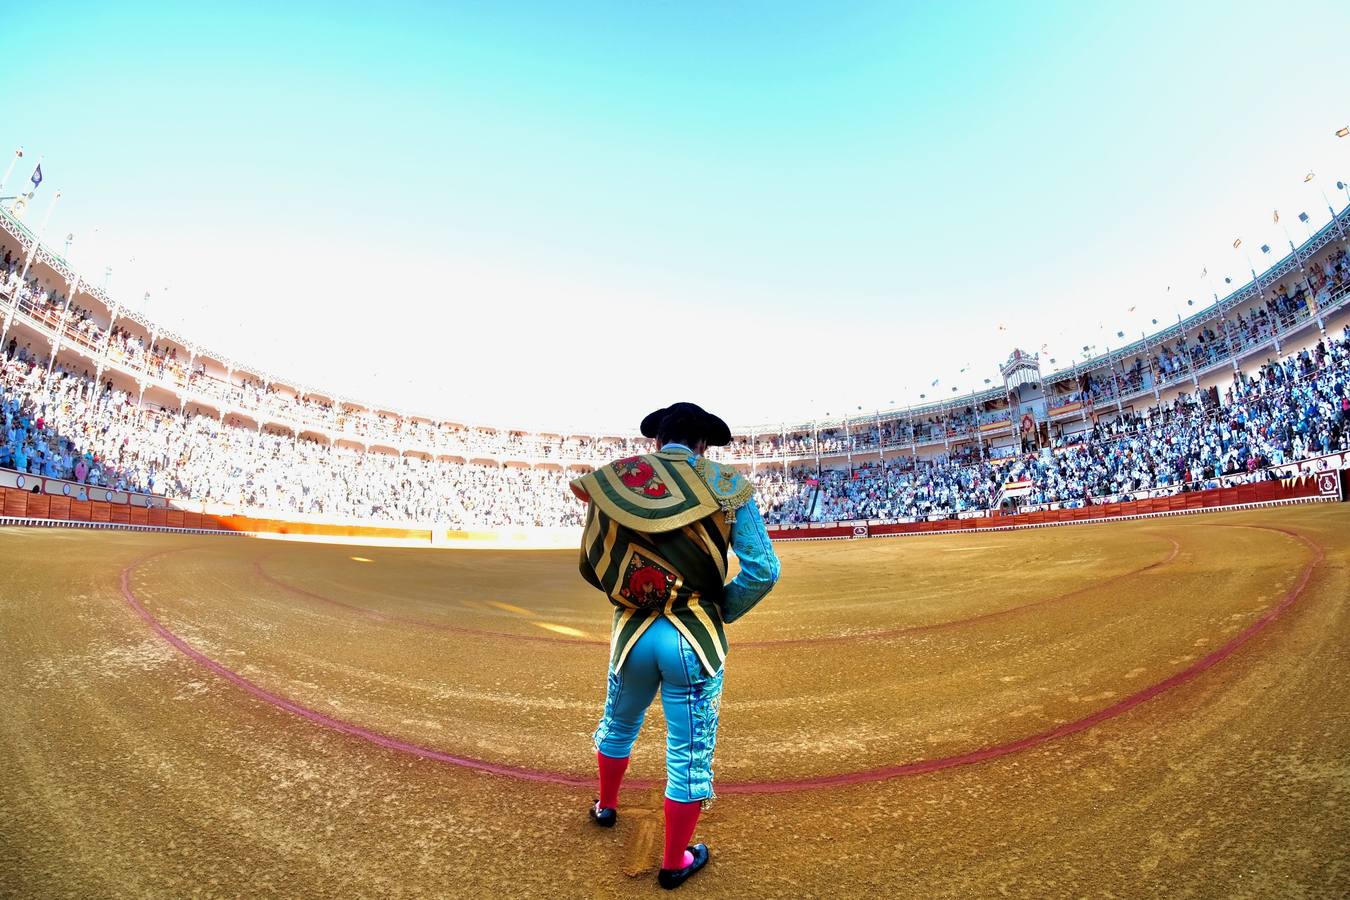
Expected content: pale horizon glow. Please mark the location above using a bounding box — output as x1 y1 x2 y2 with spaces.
4 1 1349 432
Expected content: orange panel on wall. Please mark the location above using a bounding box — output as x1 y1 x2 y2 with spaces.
48 496 71 520
3 488 27 517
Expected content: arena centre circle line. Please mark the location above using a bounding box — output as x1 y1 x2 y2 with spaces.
118 524 1322 793
249 533 1181 649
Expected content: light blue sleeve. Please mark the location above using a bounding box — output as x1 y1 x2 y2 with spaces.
722 500 781 624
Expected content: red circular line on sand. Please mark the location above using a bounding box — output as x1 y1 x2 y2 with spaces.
743 536 1182 647
122 555 595 788
251 535 1182 649
121 525 1320 793
732 525 1321 793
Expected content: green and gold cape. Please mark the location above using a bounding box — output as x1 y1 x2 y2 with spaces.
570 450 754 675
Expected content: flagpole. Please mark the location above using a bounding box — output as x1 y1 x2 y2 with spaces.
46 271 82 380
1227 239 1249 371
1 189 60 347
970 383 983 456
874 408 882 464
9 155 42 212
1321 188 1348 248
91 288 122 404
1279 220 1324 334
1201 264 1236 369
1108 346 1123 413
1245 246 1273 356
906 396 916 462
812 419 819 475
844 413 852 476
0 148 23 199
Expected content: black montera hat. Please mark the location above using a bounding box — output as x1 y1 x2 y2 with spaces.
639 402 732 447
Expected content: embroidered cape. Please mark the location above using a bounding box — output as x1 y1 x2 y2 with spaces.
570 451 755 675
569 451 755 532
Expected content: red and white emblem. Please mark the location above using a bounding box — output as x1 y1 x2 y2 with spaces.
618 552 677 609
613 456 669 499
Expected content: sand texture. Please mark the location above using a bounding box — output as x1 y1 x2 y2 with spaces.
1 505 1348 898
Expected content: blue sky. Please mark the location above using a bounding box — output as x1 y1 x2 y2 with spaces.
5 1 1350 430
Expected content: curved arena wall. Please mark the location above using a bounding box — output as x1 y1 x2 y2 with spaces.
2 467 1343 548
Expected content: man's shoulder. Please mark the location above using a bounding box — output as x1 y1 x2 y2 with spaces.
692 458 755 510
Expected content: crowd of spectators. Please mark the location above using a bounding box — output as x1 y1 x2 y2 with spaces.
763 327 1350 524
2 325 1347 528
2 228 1349 529
1071 246 1348 409
1 352 587 527
754 466 818 523
5 233 1346 471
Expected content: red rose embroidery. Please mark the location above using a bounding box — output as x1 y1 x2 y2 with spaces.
626 566 669 606
614 457 669 498
619 555 676 608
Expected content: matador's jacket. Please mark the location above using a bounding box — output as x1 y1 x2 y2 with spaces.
569 449 755 677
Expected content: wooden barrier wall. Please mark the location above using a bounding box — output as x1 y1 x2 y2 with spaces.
0 486 218 530
2 471 1343 546
0 485 433 542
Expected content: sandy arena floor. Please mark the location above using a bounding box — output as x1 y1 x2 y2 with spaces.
2 505 1348 898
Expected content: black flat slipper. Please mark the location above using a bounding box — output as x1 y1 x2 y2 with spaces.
657 843 709 890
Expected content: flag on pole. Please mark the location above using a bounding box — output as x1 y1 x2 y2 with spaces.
1338 126 1350 138
1260 244 1270 254
1298 212 1310 223
1232 238 1241 249
1200 267 1207 278
30 164 42 189
930 378 939 386
1303 172 1315 183
1273 210 1280 224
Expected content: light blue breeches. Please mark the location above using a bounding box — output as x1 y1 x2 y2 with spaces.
592 616 724 803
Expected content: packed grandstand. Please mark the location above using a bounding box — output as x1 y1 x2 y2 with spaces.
2 204 1349 530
